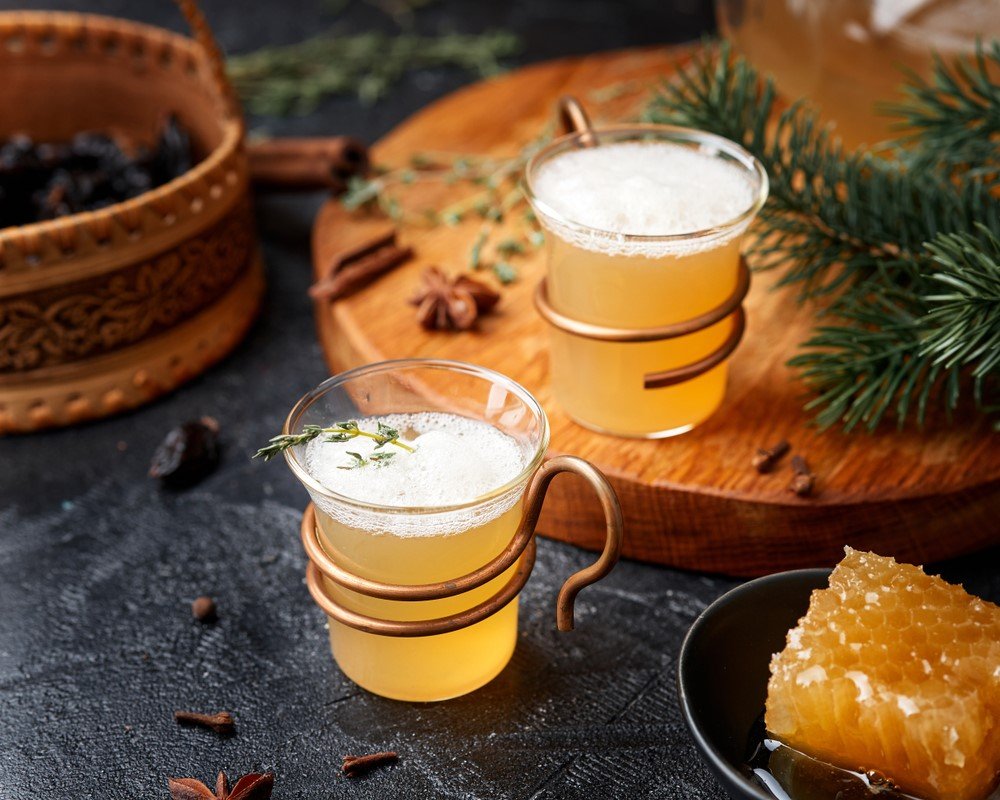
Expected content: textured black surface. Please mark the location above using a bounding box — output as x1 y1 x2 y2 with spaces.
1 2 998 798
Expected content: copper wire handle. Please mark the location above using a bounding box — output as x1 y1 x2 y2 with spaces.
558 96 597 146
542 96 751 389
534 256 751 389
300 455 623 637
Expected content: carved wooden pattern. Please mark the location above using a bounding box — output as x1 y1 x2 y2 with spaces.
0 202 255 372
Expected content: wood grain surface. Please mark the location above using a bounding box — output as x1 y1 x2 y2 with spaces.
310 46 999 576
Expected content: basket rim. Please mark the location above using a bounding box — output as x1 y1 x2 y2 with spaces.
0 9 244 255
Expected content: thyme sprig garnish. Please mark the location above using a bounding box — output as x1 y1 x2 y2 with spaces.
338 450 396 470
253 421 415 462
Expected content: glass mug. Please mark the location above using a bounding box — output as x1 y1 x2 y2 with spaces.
525 98 768 438
282 359 623 702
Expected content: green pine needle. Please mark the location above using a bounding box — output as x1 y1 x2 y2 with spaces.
883 40 1000 182
646 41 1000 431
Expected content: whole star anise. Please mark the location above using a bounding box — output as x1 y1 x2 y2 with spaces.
411 266 500 331
168 771 274 800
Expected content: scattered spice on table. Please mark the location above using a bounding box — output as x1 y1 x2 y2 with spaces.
191 596 217 623
309 228 413 301
149 417 221 488
752 440 790 474
168 771 273 800
411 266 499 331
342 751 398 778
0 114 193 227
789 455 816 497
174 710 236 736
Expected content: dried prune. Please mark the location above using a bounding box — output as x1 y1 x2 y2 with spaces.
149 416 220 488
0 114 194 229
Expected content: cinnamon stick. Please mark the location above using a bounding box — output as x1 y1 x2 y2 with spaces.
309 229 413 302
248 136 369 193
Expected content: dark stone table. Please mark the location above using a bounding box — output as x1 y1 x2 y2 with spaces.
1 2 997 798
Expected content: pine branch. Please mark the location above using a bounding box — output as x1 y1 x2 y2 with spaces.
920 226 1000 386
884 40 1000 181
645 41 1000 431
645 42 996 299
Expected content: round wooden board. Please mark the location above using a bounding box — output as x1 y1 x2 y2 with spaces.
310 46 999 576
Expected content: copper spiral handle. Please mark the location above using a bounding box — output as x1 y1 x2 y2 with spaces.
542 96 752 389
534 256 751 388
300 455 623 637
558 95 597 146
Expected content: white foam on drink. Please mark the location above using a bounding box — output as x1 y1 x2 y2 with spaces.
530 141 759 256
302 412 531 535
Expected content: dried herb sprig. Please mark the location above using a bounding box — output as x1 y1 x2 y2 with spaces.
228 30 522 115
338 451 396 470
339 128 553 284
253 421 415 462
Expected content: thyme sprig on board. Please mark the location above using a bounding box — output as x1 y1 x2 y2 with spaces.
253 421 415 462
338 129 554 283
645 41 1000 432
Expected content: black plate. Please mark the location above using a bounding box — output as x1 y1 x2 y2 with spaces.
678 569 831 800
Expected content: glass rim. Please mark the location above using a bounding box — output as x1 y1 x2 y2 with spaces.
282 358 551 515
523 123 769 244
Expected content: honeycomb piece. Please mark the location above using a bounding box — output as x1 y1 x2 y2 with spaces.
766 548 1000 800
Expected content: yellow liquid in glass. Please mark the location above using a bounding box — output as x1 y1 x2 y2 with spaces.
547 234 742 437
315 501 522 702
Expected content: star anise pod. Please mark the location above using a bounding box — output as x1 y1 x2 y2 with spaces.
168 771 274 800
411 266 500 331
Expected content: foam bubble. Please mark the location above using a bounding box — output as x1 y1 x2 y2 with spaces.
301 413 531 535
531 141 758 257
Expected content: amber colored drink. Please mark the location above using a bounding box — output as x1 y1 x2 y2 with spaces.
285 371 548 703
314 500 522 702
527 133 767 438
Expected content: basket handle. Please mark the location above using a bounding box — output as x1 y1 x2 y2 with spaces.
174 0 243 129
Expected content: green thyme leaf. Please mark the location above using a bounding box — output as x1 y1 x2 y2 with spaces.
493 261 517 284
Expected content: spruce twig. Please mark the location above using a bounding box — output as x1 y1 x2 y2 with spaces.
884 40 1000 182
645 41 1000 431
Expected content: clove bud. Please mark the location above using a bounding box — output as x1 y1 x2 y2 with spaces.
191 596 217 623
342 751 398 778
174 710 235 735
752 439 789 473
789 455 816 497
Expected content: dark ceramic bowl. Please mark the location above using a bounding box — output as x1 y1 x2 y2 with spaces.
678 569 831 800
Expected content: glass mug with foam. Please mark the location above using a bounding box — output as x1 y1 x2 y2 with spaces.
525 99 768 438
281 359 623 702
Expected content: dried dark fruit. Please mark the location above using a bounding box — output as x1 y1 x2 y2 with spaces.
0 115 194 229
149 417 220 488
